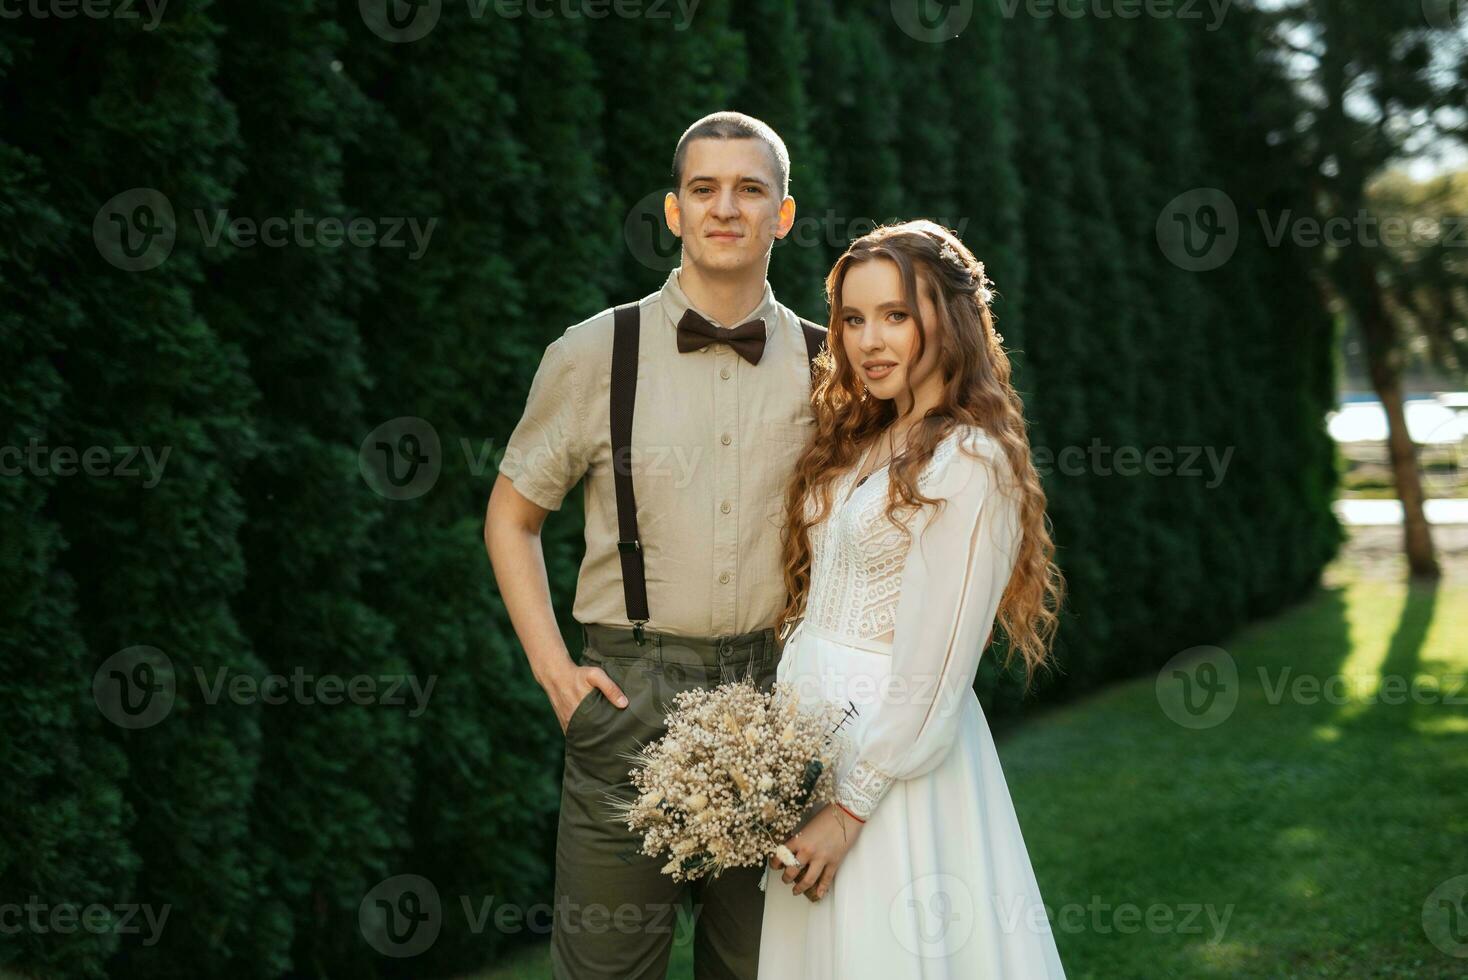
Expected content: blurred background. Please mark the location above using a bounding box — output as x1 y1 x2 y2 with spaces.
2 0 1466 977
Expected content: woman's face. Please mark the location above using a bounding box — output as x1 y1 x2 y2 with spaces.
838 257 945 417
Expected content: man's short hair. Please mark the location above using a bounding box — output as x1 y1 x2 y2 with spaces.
671 111 791 199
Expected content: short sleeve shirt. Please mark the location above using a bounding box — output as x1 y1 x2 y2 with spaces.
498 267 819 638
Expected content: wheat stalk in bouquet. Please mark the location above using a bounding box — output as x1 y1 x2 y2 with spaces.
610 677 852 883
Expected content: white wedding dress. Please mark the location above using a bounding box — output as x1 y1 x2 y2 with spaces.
757 424 1067 979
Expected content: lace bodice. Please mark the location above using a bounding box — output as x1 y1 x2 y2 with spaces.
802 427 973 647
792 424 1024 819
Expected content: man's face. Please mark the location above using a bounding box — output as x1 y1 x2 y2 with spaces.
666 138 795 275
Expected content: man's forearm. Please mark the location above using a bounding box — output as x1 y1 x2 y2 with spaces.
487 522 574 686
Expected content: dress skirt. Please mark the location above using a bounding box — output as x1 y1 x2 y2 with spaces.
756 620 1067 979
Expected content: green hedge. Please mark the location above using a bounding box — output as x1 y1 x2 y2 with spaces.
0 1 1339 977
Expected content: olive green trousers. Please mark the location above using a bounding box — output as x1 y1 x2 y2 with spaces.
551 621 781 980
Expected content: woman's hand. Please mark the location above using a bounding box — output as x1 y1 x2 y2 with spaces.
769 803 864 901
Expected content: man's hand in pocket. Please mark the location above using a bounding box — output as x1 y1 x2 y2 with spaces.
546 664 629 734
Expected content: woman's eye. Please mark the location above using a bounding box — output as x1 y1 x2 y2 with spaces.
888 311 909 323
843 315 862 327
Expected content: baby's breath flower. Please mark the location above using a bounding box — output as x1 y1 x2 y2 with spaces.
611 678 848 882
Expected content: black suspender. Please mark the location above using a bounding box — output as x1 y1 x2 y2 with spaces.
610 303 650 642
610 304 828 644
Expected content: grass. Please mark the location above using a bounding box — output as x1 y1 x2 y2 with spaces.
473 542 1468 979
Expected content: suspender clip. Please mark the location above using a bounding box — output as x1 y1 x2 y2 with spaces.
632 620 648 645
617 538 642 554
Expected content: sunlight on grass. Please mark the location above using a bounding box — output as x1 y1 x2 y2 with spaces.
1277 826 1323 851
1280 873 1323 900
1418 714 1468 734
1184 938 1262 973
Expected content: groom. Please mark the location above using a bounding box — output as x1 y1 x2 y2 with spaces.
485 111 824 980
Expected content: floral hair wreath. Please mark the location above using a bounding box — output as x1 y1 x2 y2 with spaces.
937 242 1000 339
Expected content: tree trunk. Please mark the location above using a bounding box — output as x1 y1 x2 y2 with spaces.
1358 269 1441 580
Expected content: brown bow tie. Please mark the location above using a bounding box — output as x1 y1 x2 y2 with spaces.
675 308 766 365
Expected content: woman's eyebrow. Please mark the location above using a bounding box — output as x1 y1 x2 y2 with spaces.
838 300 908 314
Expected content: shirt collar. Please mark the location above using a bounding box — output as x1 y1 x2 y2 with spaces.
658 266 778 338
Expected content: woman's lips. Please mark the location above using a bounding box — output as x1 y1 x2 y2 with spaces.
864 363 895 379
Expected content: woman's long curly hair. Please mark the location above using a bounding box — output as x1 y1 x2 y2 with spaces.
775 220 1064 689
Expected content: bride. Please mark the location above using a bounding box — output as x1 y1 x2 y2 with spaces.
757 220 1068 978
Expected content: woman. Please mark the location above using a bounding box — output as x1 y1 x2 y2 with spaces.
757 221 1068 978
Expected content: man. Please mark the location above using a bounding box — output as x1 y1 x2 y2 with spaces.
485 111 822 980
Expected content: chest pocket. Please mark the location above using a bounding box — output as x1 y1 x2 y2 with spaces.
760 420 816 532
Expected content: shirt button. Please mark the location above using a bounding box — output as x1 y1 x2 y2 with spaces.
720 501 731 514
720 367 731 380
721 433 731 446
719 571 731 584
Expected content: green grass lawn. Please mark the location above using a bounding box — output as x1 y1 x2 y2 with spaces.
474 545 1468 979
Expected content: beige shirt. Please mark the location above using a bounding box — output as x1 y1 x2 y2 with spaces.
498 268 818 638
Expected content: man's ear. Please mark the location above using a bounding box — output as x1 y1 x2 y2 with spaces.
664 191 682 239
773 196 796 241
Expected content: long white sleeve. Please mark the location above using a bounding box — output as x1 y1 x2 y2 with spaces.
834 428 1022 819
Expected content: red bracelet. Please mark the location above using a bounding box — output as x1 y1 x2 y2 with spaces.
834 801 866 824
